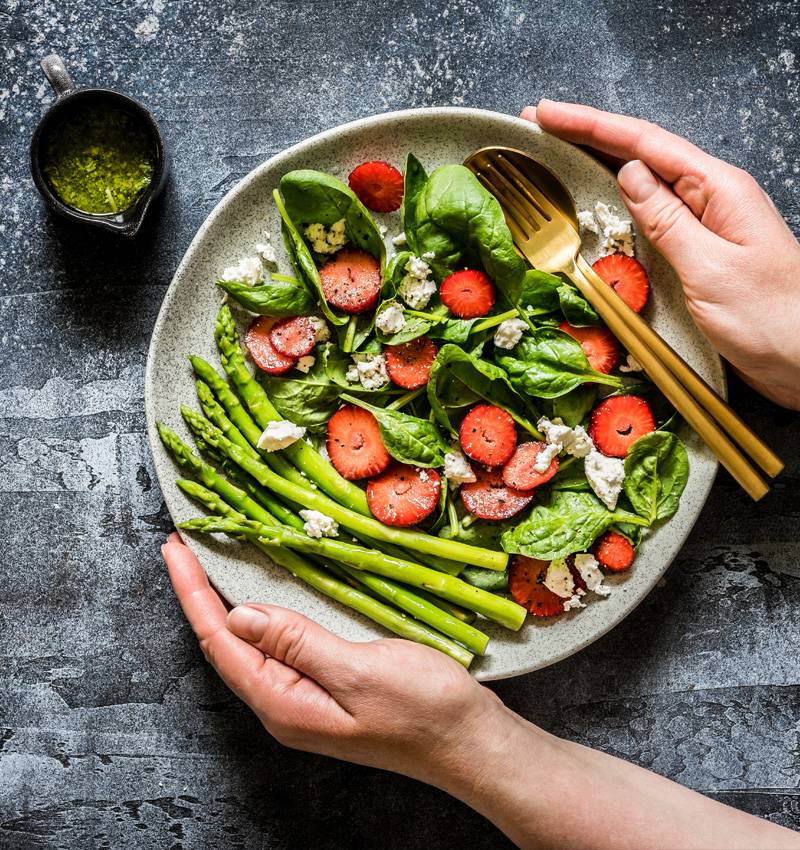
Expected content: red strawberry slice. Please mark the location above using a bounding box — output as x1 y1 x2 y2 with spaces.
588 395 656 457
384 336 438 390
326 405 391 480
245 317 297 375
348 161 404 213
592 254 650 313
460 467 534 520
594 531 635 571
319 248 381 314
439 269 496 318
459 404 517 467
559 322 620 374
367 462 441 527
508 555 565 618
502 441 559 491
268 316 316 358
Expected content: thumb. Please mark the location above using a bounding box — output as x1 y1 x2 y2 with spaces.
227 603 357 685
617 159 717 272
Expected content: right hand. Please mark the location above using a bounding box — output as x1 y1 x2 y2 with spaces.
522 100 800 410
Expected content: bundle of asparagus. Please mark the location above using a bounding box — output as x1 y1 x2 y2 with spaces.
157 305 526 668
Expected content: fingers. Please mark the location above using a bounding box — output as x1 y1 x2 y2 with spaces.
228 603 359 687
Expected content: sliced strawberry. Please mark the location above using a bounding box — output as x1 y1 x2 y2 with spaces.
460 467 534 520
559 322 620 374
459 404 517 467
326 405 391 480
367 462 441 527
268 316 316 358
594 531 635 572
439 269 496 318
592 254 650 313
384 336 438 390
588 395 656 457
319 248 381 314
245 317 297 375
502 441 559 491
508 555 564 618
348 161 404 213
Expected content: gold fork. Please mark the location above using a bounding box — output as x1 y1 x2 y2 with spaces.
464 146 783 501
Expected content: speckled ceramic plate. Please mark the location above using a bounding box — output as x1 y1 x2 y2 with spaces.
145 108 724 681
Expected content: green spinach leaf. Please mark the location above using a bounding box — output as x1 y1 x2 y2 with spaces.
427 317 477 343
259 354 340 432
623 431 689 523
401 153 428 254
557 283 600 326
216 276 315 317
543 385 597 427
520 269 562 314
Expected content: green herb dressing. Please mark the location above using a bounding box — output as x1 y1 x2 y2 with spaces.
42 104 154 214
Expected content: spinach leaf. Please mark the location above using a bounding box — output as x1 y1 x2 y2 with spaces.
401 153 428 255
544 385 596 428
520 269 562 314
336 312 375 352
340 394 449 468
428 344 537 435
216 276 315 317
500 491 646 560
427 317 477 343
408 164 525 305
557 283 600 326
382 250 412 296
623 431 689 524
460 567 508 592
496 328 623 399
259 354 339 432
439 519 510 550
548 459 591 491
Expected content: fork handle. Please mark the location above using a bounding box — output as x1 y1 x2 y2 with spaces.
566 259 771 501
575 255 784 478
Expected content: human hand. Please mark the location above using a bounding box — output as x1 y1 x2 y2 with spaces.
521 100 800 410
161 532 516 792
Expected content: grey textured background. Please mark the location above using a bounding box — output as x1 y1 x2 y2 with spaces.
1 0 799 847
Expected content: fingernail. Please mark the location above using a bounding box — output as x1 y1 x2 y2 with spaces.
618 160 659 203
228 605 269 640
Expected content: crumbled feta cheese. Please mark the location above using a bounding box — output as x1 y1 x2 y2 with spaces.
398 255 437 309
392 232 408 246
308 316 330 343
299 509 339 539
493 317 528 349
422 250 436 260
257 420 306 452
295 355 315 373
346 353 389 390
304 219 348 254
375 301 406 334
584 449 625 510
419 469 429 482
406 255 431 279
318 442 330 462
219 256 263 286
537 417 594 458
563 594 586 612
577 209 600 235
255 231 277 264
443 449 477 486
619 353 643 373
594 202 635 257
574 552 611 596
544 558 575 599
533 441 561 473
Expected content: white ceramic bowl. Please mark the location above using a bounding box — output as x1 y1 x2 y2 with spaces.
145 107 723 680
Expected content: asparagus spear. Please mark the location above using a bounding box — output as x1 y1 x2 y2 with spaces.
178 408 508 571
181 515 525 630
176 479 489 654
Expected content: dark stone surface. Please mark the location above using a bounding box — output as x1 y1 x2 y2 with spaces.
1 0 798 846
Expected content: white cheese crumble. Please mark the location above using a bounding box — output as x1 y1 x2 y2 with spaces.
493 317 528 350
537 417 594 459
299 509 339 539
422 250 436 260
257 420 306 452
295 355 315 374
594 202 635 257
308 316 330 343
346 353 389 390
533 441 561 473
584 449 626 511
563 594 586 612
378 223 388 237
544 558 575 599
398 255 437 309
619 353 643 373
304 219 348 254
375 301 407 334
220 256 263 286
574 552 611 596
392 232 408 246
577 209 600 235
318 442 330 463
443 448 477 486
255 231 277 264
419 469 430 482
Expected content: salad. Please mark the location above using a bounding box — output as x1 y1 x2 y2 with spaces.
159 154 689 668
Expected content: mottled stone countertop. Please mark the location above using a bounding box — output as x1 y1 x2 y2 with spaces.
1 1 798 847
